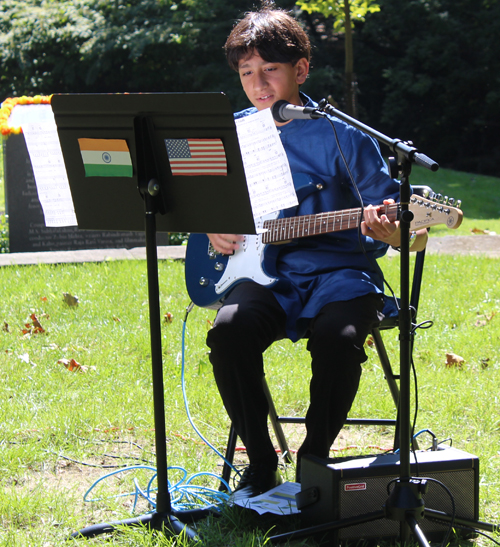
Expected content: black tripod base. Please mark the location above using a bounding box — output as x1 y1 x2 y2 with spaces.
269 478 499 546
269 510 386 544
69 508 218 541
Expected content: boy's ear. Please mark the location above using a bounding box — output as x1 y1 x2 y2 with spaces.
295 58 310 85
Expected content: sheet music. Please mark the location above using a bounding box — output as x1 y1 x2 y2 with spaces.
21 112 78 227
235 108 298 220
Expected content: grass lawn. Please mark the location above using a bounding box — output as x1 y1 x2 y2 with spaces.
1 138 500 544
410 165 500 236
1 252 499 546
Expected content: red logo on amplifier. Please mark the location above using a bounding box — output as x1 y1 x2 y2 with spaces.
344 483 367 492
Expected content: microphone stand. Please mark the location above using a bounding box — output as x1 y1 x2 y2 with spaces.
316 104 432 543
268 101 495 545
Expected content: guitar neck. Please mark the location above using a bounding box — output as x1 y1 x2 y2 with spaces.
262 203 400 244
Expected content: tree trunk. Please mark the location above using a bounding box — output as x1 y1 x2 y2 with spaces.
343 0 357 118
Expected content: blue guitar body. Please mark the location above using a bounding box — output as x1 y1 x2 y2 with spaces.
185 173 321 309
185 214 284 309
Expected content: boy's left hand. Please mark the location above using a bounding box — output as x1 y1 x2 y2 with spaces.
361 199 401 247
361 199 428 251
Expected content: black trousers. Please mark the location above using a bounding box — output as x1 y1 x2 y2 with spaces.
207 282 384 469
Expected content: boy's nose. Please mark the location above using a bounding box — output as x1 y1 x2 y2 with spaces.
255 72 269 89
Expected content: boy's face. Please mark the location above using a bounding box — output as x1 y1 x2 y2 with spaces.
237 52 309 122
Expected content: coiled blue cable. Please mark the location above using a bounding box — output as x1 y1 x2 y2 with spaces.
81 304 236 514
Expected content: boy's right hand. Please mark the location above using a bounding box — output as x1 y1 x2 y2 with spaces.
207 234 244 255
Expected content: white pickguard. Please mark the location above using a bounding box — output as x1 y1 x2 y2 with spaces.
214 212 279 295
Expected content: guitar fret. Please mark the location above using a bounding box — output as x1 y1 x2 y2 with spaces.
282 217 289 240
304 215 310 237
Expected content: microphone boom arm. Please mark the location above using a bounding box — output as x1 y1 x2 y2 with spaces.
316 100 438 173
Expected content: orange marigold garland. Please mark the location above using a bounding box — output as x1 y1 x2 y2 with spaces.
0 95 52 136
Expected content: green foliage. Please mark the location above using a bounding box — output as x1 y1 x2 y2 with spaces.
2 0 500 175
296 0 380 32
0 0 251 105
356 0 500 175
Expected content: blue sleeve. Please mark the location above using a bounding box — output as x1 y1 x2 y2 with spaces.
334 121 401 206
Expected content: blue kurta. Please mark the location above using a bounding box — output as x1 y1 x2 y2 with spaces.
235 94 401 341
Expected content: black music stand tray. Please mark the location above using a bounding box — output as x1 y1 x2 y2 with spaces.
51 92 256 540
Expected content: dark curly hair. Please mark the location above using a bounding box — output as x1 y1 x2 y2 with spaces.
224 1 311 71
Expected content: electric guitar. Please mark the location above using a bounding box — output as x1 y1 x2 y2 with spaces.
185 194 463 309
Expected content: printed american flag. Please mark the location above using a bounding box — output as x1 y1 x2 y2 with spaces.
164 138 227 176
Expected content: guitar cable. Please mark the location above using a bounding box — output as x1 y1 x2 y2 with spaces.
181 300 240 484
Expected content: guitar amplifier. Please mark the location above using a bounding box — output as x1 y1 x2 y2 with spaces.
299 447 479 544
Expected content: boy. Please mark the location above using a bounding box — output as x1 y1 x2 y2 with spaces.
206 2 427 500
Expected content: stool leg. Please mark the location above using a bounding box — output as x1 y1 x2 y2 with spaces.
372 327 400 407
263 376 294 465
220 424 238 491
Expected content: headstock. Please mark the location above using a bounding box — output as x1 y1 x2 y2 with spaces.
409 191 463 230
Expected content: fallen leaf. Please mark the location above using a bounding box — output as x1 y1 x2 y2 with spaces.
474 311 496 327
31 314 45 331
22 313 46 335
63 293 79 306
445 352 465 369
3 322 9 333
113 316 121 322
365 335 375 348
58 358 88 373
164 312 173 323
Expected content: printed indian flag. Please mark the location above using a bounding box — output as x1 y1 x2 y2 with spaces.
78 138 133 177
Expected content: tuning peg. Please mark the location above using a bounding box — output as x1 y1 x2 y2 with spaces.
456 199 462 209
448 197 455 206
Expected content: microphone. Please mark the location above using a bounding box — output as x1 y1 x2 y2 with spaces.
271 100 326 123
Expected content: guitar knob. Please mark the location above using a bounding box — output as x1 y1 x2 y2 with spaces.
199 277 209 287
214 262 225 272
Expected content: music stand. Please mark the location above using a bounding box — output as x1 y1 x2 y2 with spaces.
51 92 256 540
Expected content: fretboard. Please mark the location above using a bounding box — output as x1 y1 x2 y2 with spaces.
261 203 400 244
